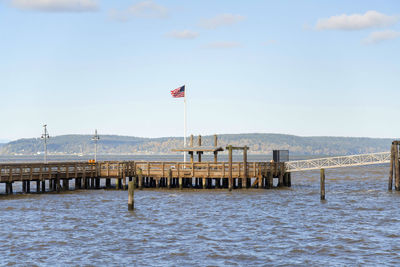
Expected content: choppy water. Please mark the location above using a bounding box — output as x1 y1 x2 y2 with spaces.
1 158 399 265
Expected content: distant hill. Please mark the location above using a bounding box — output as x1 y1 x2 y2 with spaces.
0 133 393 156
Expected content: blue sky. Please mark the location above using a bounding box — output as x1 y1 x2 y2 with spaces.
1 0 399 141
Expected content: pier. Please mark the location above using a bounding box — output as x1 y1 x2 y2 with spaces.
0 160 288 195
1 138 399 195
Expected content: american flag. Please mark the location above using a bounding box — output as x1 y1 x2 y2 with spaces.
171 85 185 98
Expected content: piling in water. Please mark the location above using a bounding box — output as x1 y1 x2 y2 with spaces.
128 181 134 211
320 168 325 200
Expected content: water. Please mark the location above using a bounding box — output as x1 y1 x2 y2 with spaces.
1 158 399 266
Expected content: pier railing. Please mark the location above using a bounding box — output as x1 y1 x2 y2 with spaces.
133 161 282 179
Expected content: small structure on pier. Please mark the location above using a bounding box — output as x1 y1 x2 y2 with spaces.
172 134 224 163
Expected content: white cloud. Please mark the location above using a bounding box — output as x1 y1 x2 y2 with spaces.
316 10 399 31
166 30 198 40
200 14 245 29
363 30 400 44
10 0 98 12
203 42 242 49
109 0 168 21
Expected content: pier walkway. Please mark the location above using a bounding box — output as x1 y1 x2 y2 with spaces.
285 152 391 172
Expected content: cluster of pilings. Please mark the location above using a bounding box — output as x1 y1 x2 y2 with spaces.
4 176 112 195
389 141 400 191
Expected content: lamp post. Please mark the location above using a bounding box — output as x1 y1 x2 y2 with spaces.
41 124 50 163
92 129 100 162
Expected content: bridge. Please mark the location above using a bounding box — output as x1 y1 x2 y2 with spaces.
285 152 391 172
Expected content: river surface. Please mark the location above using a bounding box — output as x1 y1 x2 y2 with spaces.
0 156 399 266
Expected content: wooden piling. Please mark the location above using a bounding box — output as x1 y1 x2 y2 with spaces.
179 175 183 190
268 171 273 189
42 180 46 193
56 173 61 193
22 181 27 193
214 134 218 163
228 145 233 191
36 180 40 193
105 178 111 188
395 144 400 191
320 168 325 200
6 182 13 195
128 181 134 211
389 144 394 190
138 168 143 190
168 169 172 189
278 163 284 188
62 179 68 191
243 146 248 188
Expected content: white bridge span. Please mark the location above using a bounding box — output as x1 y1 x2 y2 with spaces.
285 152 391 172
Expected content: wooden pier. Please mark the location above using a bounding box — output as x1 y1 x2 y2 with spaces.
0 160 290 195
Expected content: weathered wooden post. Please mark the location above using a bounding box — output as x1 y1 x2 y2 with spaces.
122 163 127 190
63 179 69 191
56 172 61 193
198 135 202 162
116 178 120 190
6 182 13 195
320 168 325 200
138 168 143 190
389 143 394 190
128 180 134 211
243 146 248 188
168 169 172 189
278 163 284 188
36 180 40 193
395 143 400 191
42 180 46 193
214 134 218 163
190 134 194 163
178 176 183 190
228 145 233 191
22 181 27 193
268 170 273 189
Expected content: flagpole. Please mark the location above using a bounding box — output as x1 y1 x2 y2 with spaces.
184 85 187 163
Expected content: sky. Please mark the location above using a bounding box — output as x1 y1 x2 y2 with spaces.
0 0 399 141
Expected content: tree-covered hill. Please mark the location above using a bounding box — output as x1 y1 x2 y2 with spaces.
0 133 393 156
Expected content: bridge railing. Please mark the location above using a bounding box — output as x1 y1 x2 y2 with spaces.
285 152 391 172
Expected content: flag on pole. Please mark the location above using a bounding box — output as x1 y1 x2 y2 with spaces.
171 85 185 98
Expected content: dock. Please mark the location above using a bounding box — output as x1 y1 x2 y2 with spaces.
0 160 289 195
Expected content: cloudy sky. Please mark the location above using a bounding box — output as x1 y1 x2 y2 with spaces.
1 0 399 141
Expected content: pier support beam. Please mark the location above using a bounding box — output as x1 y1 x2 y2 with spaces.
42 180 46 193
36 180 40 193
63 179 69 191
128 180 134 211
395 142 400 191
5 182 13 195
105 178 111 189
389 144 394 190
22 181 27 193
228 145 233 191
138 168 143 190
167 169 172 189
320 169 326 200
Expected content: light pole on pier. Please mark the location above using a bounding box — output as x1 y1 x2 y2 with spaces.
41 124 50 163
92 129 100 162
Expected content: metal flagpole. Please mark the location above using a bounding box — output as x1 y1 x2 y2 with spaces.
184 85 187 163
